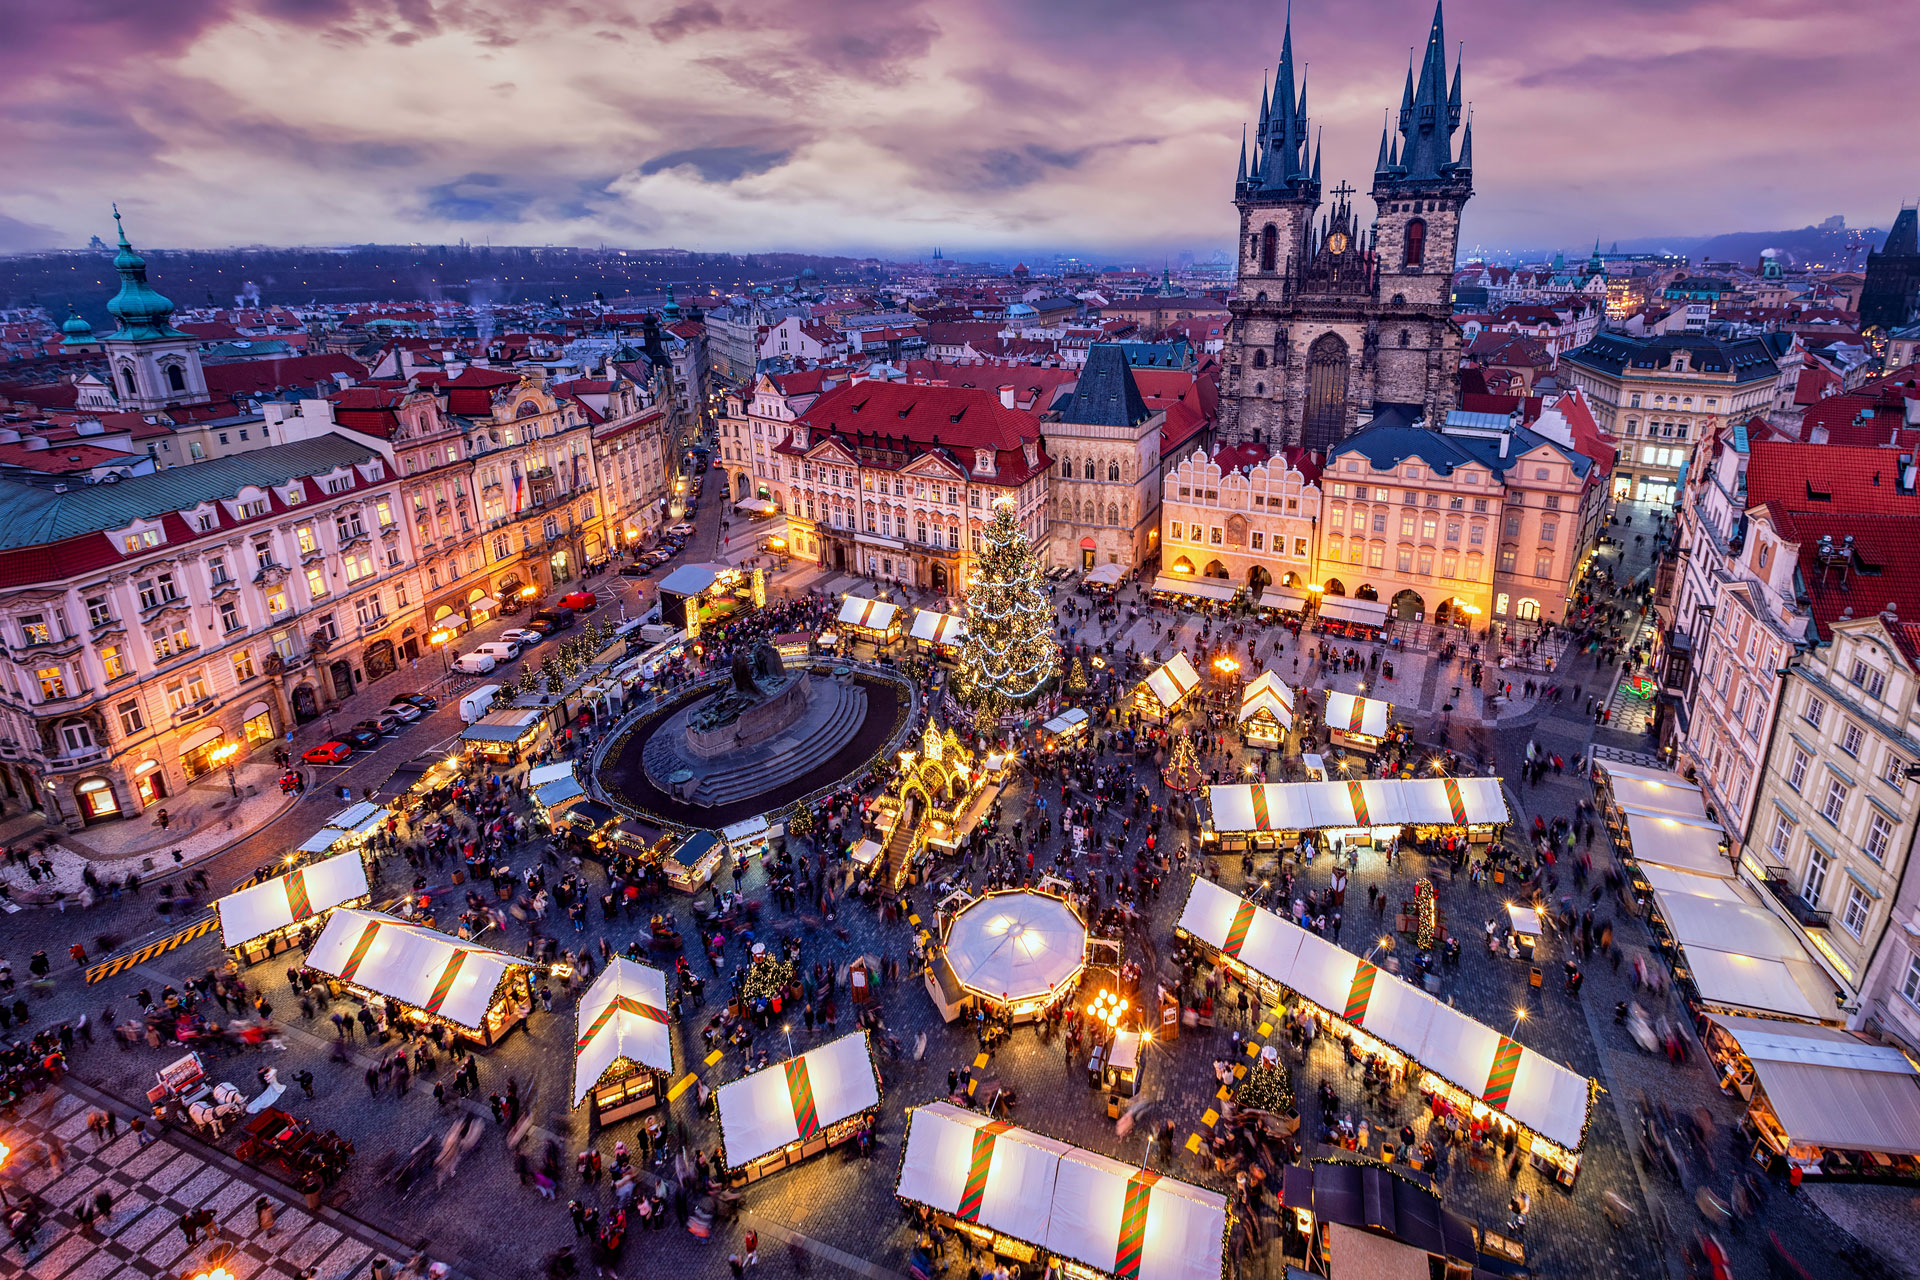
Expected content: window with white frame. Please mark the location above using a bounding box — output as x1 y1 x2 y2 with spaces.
1768 812 1793 858
1805 696 1826 729
1841 885 1871 939
1842 723 1864 756
1903 952 1920 1007
1821 777 1849 823
1885 753 1908 792
1787 748 1809 791
1802 846 1830 906
1865 812 1894 864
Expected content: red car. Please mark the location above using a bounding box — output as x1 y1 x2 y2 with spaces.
558 590 599 612
302 741 353 765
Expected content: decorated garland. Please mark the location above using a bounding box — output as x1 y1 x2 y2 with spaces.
1413 878 1437 950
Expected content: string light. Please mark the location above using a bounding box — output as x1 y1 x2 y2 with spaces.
957 499 1059 710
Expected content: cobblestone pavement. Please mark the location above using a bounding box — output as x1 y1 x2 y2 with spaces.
3 1083 412 1279
0 495 1895 1279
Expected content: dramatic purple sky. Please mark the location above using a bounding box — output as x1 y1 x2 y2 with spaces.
1 0 1914 257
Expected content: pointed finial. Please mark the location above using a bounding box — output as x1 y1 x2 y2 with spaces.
1311 127 1322 185
112 202 130 248
1237 124 1249 186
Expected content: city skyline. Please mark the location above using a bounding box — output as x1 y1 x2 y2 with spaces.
2 0 1915 258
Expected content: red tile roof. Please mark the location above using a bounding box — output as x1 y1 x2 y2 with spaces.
0 442 141 473
202 354 364 400
794 381 1040 453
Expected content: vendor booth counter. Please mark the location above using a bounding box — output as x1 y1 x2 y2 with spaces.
722 814 773 861
1176 876 1592 1183
573 957 676 1128
1041 708 1090 752
838 595 903 644
1133 653 1200 724
1237 672 1295 748
217 852 371 964
663 830 726 892
715 1030 882 1184
897 1102 1230 1280
306 908 533 1047
911 609 967 658
1202 777 1507 855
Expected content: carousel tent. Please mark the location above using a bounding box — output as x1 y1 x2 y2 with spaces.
838 595 900 634
1238 672 1295 730
306 908 524 1032
572 958 675 1107
943 891 1089 1003
217 852 370 947
1323 690 1390 738
716 1031 880 1169
1177 878 1592 1150
1317 597 1390 629
1706 1014 1920 1156
1141 653 1201 713
898 1104 1229 1280
296 827 352 854
1206 778 1507 834
910 610 967 647
1151 574 1237 604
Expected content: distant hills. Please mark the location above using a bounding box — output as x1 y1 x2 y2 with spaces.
1592 218 1890 271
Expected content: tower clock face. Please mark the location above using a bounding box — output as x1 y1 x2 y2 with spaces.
1327 231 1349 255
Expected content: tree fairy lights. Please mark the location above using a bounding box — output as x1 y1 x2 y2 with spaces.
957 498 1059 713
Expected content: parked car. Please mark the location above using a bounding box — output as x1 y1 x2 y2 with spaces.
399 693 438 711
557 591 599 612
500 628 542 648
302 741 353 765
357 712 401 736
452 651 496 675
666 522 695 537
343 728 381 751
385 701 424 723
528 608 575 635
620 563 650 577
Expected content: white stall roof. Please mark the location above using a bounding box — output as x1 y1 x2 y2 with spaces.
306 909 524 1032
1709 1014 1920 1155
896 1104 1228 1280
1318 596 1390 627
572 957 674 1106
1206 778 1506 834
1083 563 1126 587
850 839 882 867
217 853 370 948
526 762 577 789
1176 878 1593 1149
1505 904 1541 937
1323 690 1390 738
1043 708 1091 737
837 596 899 632
1142 653 1201 710
715 1031 880 1168
1600 761 1711 821
1238 672 1295 729
722 815 771 843
944 891 1088 1003
1257 588 1309 613
348 808 391 837
327 800 382 830
910 610 967 645
297 828 352 854
1622 809 1731 878
1647 872 1840 1021
1151 574 1238 603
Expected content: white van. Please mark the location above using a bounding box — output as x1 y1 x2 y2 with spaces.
473 641 520 664
452 651 496 675
460 683 504 724
637 623 683 646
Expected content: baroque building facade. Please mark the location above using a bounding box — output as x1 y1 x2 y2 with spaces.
1220 3 1473 452
1043 345 1166 573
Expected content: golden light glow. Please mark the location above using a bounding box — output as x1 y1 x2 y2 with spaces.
209 743 240 768
430 628 454 646
520 586 538 598
1212 655 1240 674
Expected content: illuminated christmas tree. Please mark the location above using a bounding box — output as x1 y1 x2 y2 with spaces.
1162 735 1203 792
1066 657 1089 695
957 499 1059 714
1235 1056 1293 1114
1413 878 1437 949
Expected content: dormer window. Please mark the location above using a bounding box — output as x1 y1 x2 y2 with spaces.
122 527 162 554
284 486 305 506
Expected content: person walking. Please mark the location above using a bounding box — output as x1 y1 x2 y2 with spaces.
255 1195 278 1238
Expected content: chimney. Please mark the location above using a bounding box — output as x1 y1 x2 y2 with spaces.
998 384 1016 409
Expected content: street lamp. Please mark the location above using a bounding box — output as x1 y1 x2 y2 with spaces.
429 628 454 673
1508 1007 1528 1041
783 1024 794 1058
209 742 240 797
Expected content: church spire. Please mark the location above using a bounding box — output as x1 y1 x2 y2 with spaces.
103 204 183 342
1237 124 1248 187
1448 42 1463 128
1386 1 1468 184
1455 110 1473 173
1241 3 1315 198
1311 127 1321 185
1375 110 1393 177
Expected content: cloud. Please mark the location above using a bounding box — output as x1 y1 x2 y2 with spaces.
649 1 725 42
420 173 532 223
640 146 792 184
0 210 63 253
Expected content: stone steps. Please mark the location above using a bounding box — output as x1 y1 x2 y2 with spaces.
641 680 870 808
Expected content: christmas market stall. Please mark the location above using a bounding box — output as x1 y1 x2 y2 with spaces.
1041 707 1090 753
870 723 994 884
306 908 534 1047
295 826 353 856
572 957 676 1126
837 594 903 645
528 761 586 819
661 829 725 893
658 563 766 639
1201 777 1508 854
1237 672 1295 748
1133 653 1200 724
722 814 774 861
459 707 549 763
896 1102 1230 1280
1149 573 1239 611
1082 562 1126 593
715 1030 883 1185
1176 876 1594 1183
927 888 1089 1024
1321 690 1391 753
911 609 968 659
1255 586 1310 620
1315 594 1390 639
1701 1013 1920 1182
217 852 372 964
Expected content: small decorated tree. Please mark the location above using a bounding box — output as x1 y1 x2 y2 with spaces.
741 954 796 1005
1162 735 1203 793
1235 1056 1293 1115
1066 657 1089 695
1413 878 1437 950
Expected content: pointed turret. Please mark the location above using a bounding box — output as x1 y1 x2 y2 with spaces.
1398 57 1415 131
1258 71 1270 136
1397 1 1456 179
1455 113 1473 173
1375 110 1393 177
1241 2 1316 198
1237 125 1249 188
1448 43 1463 128
1311 128 1321 185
